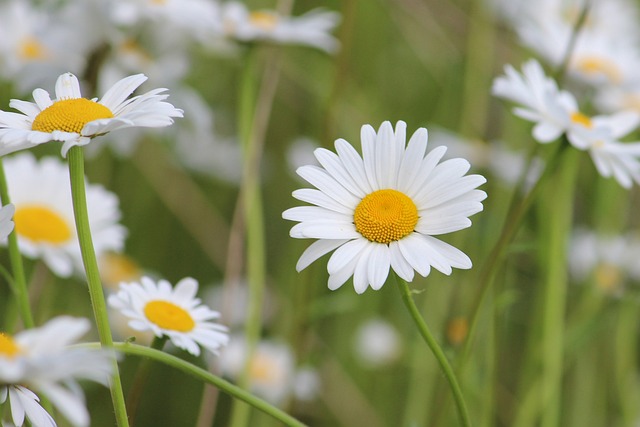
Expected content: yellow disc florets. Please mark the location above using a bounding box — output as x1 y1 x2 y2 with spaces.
144 300 195 332
32 98 113 134
354 189 419 244
570 111 593 128
14 205 72 244
0 333 21 358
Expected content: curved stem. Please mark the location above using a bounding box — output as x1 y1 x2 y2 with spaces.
100 342 306 427
0 158 34 329
126 336 168 425
394 274 471 427
67 146 129 427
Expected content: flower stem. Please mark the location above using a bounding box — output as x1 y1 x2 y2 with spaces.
394 274 471 427
126 336 168 425
0 158 34 329
103 342 307 427
67 146 129 427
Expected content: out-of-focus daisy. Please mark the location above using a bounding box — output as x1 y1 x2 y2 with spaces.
283 120 486 293
0 316 114 427
492 59 578 143
108 276 229 356
219 337 295 405
204 280 275 328
568 229 639 296
0 204 15 241
0 71 183 156
353 318 403 368
99 252 144 292
2 153 126 278
220 2 340 53
292 367 321 402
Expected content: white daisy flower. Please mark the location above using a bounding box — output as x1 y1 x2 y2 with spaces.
282 120 487 294
219 337 295 405
354 318 403 368
0 203 15 241
2 153 126 278
220 2 340 53
0 316 114 427
492 59 578 143
108 276 229 356
0 71 183 157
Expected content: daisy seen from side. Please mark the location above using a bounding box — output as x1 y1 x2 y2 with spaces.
108 276 229 356
2 152 126 278
282 120 487 294
0 71 183 156
0 316 114 427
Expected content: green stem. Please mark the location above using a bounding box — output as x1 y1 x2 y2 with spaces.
0 158 34 329
99 342 305 427
228 46 267 427
394 274 471 427
126 335 168 425
67 146 129 427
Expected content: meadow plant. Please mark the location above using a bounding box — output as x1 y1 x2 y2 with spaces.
1 0 640 426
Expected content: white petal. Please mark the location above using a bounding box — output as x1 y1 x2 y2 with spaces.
290 221 360 239
423 235 472 269
327 238 369 274
334 138 372 194
397 127 428 192
99 74 148 110
313 148 366 198
328 251 360 290
296 165 360 207
361 124 379 190
282 206 352 223
397 233 431 277
353 243 375 294
367 244 391 290
292 189 354 214
405 146 448 199
55 73 82 100
296 239 348 271
32 89 53 109
375 121 396 189
389 241 415 282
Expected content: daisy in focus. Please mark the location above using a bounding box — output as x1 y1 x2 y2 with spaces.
0 316 114 427
493 59 640 188
0 71 183 156
108 276 229 356
2 153 126 278
220 2 340 53
282 120 487 294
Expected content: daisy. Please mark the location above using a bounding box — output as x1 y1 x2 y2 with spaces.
108 276 229 356
353 318 403 368
0 71 183 157
0 316 114 427
219 336 295 405
219 2 340 53
282 120 487 294
492 59 577 143
0 203 15 240
2 153 126 278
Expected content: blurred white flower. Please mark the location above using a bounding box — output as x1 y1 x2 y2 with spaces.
0 316 114 427
353 318 402 368
292 367 321 402
0 204 15 241
2 153 126 278
219 2 340 53
108 276 229 356
203 280 274 329
219 337 295 405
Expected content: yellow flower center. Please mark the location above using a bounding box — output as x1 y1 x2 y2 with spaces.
0 333 21 358
594 263 622 294
574 56 622 84
31 98 114 134
249 11 279 31
14 205 72 244
144 300 195 332
250 354 278 382
100 253 142 290
354 189 418 244
19 37 48 60
570 111 593 128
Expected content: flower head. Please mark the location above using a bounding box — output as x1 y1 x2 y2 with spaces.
220 2 340 53
0 316 114 427
283 121 487 293
0 72 183 156
2 153 126 278
108 276 229 356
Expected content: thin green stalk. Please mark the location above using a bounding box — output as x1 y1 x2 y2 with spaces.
0 158 34 329
126 335 168 425
97 342 306 427
228 46 267 427
67 146 129 427
394 274 471 427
